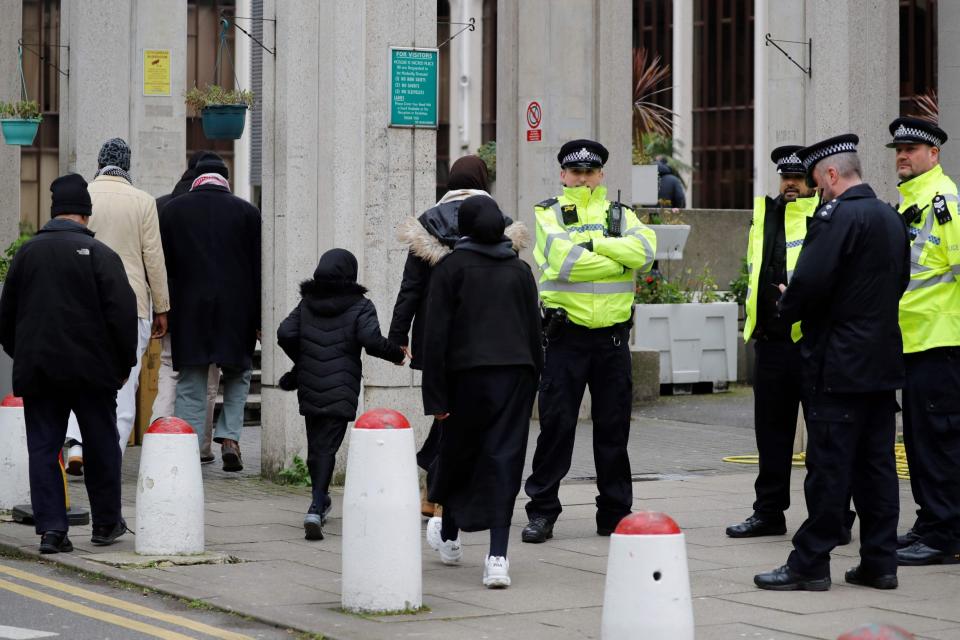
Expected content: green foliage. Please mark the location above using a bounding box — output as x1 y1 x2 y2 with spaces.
632 132 691 181
0 228 35 282
635 265 724 304
727 256 749 306
184 85 254 112
0 100 42 120
277 455 312 487
476 140 496 182
642 208 686 225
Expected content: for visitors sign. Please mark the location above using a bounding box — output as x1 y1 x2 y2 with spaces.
389 47 439 128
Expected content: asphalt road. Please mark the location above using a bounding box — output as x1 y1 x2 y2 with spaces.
0 556 303 640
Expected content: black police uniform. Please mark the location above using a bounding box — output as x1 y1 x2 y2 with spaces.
755 135 910 588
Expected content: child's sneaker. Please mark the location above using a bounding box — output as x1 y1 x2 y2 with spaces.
483 555 511 588
303 513 323 540
425 516 461 564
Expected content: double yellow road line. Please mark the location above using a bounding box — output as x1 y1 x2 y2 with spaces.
0 563 254 640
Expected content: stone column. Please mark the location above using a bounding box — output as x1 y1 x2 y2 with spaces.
804 0 899 201
672 0 694 204
755 1 809 197
447 0 484 163
0 0 22 250
496 0 632 241
260 0 435 478
939 0 960 176
233 0 252 202
60 1 186 196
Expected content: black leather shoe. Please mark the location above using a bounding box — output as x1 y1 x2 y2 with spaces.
896 529 921 548
844 565 898 589
896 541 960 566
91 519 129 546
597 526 614 537
521 517 554 543
726 515 787 538
39 531 73 554
838 527 853 546
754 564 831 591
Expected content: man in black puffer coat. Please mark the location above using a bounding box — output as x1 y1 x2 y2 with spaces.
277 248 405 540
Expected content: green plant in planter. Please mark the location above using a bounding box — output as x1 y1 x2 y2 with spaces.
635 265 724 304
476 140 496 182
0 227 35 282
0 100 42 121
185 85 254 112
727 256 749 306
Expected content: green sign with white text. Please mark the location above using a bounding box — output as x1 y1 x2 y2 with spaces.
390 47 439 128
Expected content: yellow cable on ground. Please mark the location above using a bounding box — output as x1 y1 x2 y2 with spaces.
723 443 910 480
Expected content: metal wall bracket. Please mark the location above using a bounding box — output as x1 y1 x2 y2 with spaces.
17 38 69 78
437 17 475 49
764 33 811 78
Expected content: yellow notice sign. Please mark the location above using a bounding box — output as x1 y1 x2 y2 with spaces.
143 49 171 96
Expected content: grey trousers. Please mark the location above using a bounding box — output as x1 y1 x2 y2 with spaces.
175 365 250 444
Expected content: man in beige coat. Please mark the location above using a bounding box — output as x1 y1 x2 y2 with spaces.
65 138 169 474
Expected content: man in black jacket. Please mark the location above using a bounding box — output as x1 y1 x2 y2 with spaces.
160 152 261 472
0 173 138 554
754 135 910 591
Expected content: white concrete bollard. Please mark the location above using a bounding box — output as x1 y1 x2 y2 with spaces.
0 394 30 510
601 512 695 640
135 417 204 555
341 408 422 613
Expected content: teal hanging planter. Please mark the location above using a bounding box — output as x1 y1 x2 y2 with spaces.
1 118 41 146
201 104 247 140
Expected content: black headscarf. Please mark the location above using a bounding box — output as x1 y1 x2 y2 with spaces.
446 155 490 191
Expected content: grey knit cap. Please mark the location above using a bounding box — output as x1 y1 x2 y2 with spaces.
97 138 131 171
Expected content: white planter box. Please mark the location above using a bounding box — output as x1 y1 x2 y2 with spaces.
632 302 738 385
649 224 691 261
632 164 659 207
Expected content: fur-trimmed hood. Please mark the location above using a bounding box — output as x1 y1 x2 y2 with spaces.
397 216 531 266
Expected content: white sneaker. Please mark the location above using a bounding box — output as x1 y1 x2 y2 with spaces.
65 444 83 477
483 555 511 588
425 516 462 564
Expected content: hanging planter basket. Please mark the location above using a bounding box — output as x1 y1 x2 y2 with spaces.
0 118 41 146
201 104 247 140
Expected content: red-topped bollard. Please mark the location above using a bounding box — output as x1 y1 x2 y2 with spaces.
0 394 30 509
341 408 422 613
837 624 915 640
135 417 205 555
601 512 694 640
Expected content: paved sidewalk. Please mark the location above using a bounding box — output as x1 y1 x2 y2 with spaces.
1 404 958 639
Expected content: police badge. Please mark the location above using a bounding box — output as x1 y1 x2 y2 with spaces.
933 194 952 225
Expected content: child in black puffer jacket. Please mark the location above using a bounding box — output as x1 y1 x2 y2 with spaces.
277 248 405 540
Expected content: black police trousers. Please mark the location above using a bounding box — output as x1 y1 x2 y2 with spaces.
788 390 899 578
23 390 122 534
902 347 960 553
524 323 633 531
752 339 804 519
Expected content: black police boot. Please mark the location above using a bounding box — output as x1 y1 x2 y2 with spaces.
754 564 831 591
39 531 73 554
521 516 554 543
91 519 129 546
896 541 960 566
726 514 787 538
896 528 921 548
844 565 898 590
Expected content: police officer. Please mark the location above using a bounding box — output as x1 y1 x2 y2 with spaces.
754 135 909 591
726 147 818 539
521 139 657 542
887 117 960 566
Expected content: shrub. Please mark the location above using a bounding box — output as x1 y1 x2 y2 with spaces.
0 100 42 120
184 85 254 113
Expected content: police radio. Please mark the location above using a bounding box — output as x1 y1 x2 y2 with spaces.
607 189 624 237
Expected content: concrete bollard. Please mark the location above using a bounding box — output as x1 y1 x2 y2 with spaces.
601 512 694 640
341 408 422 613
0 394 30 510
135 417 204 555
837 624 915 640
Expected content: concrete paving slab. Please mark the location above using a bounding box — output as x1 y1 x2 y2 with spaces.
717 585 915 615
694 622 821 640
767 607 960 638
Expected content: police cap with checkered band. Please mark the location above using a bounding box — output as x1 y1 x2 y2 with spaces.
886 116 948 149
557 139 609 169
770 145 805 175
797 134 860 188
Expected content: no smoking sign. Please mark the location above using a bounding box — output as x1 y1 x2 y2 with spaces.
526 101 542 142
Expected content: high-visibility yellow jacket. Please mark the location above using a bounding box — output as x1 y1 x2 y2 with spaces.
533 184 656 329
743 195 817 342
897 163 960 354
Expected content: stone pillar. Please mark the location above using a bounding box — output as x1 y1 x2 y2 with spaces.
755 1 808 197
496 0 632 243
672 0 693 204
804 0 899 201
0 0 22 250
939 0 960 176
60 0 186 196
447 0 484 163
260 0 435 478
233 0 252 202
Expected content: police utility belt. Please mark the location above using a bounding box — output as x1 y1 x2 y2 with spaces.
542 306 632 346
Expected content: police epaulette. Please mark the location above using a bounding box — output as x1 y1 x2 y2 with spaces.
536 197 559 208
814 198 838 221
